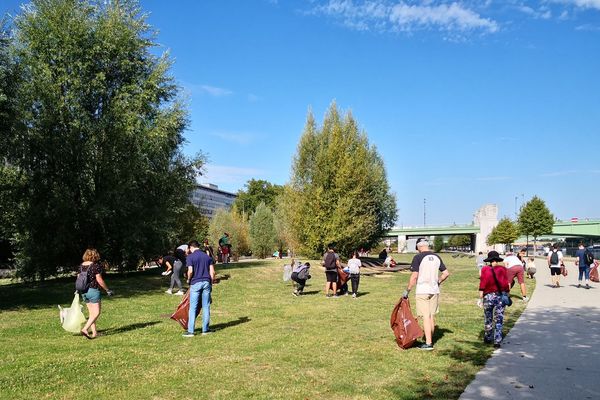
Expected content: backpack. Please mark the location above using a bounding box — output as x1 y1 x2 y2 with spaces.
550 251 559 265
75 264 91 294
324 252 337 270
298 266 311 280
585 250 594 266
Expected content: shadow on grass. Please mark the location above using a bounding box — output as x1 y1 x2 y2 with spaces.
432 327 453 343
211 316 250 331
299 290 320 296
356 291 370 298
99 321 162 336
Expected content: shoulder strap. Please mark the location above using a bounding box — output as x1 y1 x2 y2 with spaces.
490 266 503 293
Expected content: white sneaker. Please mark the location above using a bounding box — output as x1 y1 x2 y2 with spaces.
165 289 172 295
175 290 185 296
522 296 529 303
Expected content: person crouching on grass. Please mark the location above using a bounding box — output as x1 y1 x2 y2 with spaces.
478 251 509 348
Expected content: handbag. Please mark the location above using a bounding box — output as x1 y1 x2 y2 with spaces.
560 263 568 277
490 266 512 307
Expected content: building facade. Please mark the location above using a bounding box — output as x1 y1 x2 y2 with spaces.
191 184 237 218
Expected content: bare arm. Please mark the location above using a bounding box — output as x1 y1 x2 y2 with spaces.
439 269 450 285
187 266 193 282
95 274 110 293
209 264 215 283
407 271 419 292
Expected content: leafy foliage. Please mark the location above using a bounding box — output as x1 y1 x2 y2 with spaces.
249 202 276 259
518 196 554 240
234 179 283 216
283 103 397 258
433 236 444 252
487 218 519 248
208 207 250 259
448 235 471 249
3 0 203 278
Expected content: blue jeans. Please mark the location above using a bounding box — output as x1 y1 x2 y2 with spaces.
578 266 590 281
188 281 212 334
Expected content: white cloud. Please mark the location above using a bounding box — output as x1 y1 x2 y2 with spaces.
311 0 499 34
516 5 552 19
200 164 266 187
199 85 233 97
558 0 600 10
576 23 600 30
209 131 257 145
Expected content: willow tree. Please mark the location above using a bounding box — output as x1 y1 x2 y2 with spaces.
284 103 397 259
6 0 202 278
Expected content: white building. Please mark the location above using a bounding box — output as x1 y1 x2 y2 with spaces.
191 184 237 218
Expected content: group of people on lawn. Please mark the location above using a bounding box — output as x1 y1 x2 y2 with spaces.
76 235 594 349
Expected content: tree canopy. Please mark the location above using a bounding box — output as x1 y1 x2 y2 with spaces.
234 179 283 216
518 196 554 240
487 218 519 248
2 0 203 278
249 202 276 259
282 103 397 258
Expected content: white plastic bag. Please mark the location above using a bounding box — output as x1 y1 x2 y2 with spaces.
283 264 292 282
59 292 87 333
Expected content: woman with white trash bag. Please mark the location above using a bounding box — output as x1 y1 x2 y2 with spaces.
77 248 113 339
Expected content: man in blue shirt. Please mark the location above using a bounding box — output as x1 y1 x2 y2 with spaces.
575 243 592 289
183 240 215 337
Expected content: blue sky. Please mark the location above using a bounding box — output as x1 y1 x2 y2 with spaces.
2 0 600 226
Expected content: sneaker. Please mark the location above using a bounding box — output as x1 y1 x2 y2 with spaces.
418 343 434 351
174 290 185 296
586 284 590 289
522 296 529 303
352 293 357 298
165 289 173 295
182 332 194 338
292 291 299 297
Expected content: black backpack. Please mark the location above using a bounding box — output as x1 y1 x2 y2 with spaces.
75 264 91 294
324 252 337 270
585 250 595 266
550 251 559 265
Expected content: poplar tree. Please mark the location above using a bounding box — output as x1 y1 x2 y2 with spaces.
208 207 250 260
6 0 202 278
284 103 397 258
249 202 276 259
518 196 554 254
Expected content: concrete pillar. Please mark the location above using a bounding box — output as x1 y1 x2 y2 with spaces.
398 235 407 253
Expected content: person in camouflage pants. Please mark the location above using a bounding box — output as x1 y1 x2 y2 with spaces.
478 251 510 347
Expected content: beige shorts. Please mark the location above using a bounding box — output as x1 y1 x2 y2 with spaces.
416 294 440 317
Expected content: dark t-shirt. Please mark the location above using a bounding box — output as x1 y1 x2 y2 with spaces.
162 255 177 268
575 248 589 267
187 250 213 285
81 263 103 289
175 248 187 264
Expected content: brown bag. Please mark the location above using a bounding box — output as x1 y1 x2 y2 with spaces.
390 297 424 349
561 263 568 277
590 266 599 283
170 291 201 330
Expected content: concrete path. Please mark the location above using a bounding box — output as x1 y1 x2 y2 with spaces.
460 259 600 400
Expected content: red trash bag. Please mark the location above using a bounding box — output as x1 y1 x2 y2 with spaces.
590 265 599 283
390 297 424 350
170 291 201 330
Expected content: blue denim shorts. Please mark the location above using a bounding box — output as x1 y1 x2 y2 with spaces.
82 288 101 304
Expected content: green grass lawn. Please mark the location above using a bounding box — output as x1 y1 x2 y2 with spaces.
0 254 534 400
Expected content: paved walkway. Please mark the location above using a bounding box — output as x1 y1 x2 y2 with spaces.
460 259 600 400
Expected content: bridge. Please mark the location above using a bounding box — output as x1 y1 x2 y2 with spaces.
385 218 600 253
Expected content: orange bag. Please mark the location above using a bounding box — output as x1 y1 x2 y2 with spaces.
170 291 201 330
390 297 424 350
590 266 599 283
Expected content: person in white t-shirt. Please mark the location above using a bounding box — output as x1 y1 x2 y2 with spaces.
504 249 528 302
547 243 564 288
347 251 362 298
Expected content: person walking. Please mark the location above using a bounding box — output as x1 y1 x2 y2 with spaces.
547 243 564 288
476 251 485 277
575 243 592 289
219 232 231 264
323 243 340 298
402 238 450 350
504 249 528 302
79 248 113 339
183 240 215 337
347 251 362 298
477 250 509 347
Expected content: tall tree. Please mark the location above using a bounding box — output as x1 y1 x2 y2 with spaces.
7 0 202 278
487 218 519 250
433 236 444 252
284 103 397 258
233 179 283 216
518 196 554 254
249 202 276 259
